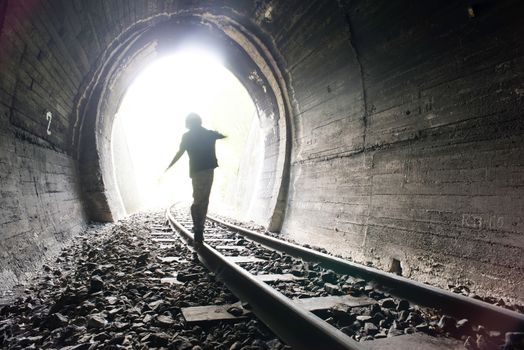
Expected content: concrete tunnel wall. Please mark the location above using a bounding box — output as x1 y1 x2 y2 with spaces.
0 0 523 302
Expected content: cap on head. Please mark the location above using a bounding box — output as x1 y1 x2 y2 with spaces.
185 113 202 129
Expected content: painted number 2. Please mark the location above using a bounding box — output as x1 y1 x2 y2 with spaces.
46 111 52 135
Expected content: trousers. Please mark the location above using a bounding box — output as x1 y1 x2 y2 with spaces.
191 168 214 241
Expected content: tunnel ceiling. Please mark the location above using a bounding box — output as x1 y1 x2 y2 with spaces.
1 0 523 303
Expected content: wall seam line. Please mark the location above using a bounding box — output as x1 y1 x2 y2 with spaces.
336 0 372 250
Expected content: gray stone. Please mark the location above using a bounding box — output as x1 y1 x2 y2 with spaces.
388 322 404 337
156 315 175 328
148 300 164 310
320 271 337 284
405 312 424 325
372 312 386 324
404 326 416 334
324 283 342 295
229 341 242 350
227 306 244 317
379 298 396 309
396 299 410 311
87 315 107 329
364 322 379 335
357 315 373 322
146 332 170 347
437 315 456 333
330 304 356 326
89 276 104 293
44 313 68 330
375 331 387 339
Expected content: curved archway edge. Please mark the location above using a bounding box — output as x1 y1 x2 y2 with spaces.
74 10 292 230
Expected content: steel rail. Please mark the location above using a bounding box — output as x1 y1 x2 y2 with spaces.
208 215 524 333
165 209 364 350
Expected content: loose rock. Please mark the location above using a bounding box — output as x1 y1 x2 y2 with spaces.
87 314 107 329
89 276 104 293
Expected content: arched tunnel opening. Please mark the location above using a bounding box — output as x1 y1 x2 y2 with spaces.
1 1 524 348
110 47 264 218
74 17 291 229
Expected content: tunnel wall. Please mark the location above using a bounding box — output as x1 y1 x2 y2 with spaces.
0 1 87 290
273 0 524 301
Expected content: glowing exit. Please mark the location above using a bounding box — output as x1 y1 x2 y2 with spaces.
111 46 264 217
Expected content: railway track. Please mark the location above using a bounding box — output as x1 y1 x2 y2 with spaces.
166 207 524 350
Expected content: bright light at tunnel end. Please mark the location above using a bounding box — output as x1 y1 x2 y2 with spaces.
112 44 262 216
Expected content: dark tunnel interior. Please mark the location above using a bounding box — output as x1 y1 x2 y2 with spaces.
0 1 523 347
